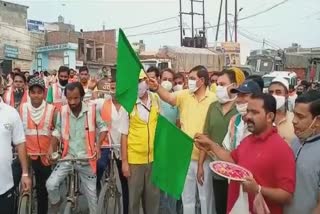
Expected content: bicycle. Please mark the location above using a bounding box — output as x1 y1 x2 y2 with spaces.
52 153 96 214
97 144 122 214
17 153 47 214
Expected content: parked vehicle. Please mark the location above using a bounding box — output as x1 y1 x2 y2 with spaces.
262 71 297 93
140 46 225 73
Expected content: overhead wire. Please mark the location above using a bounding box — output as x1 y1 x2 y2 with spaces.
122 16 178 30
206 0 290 29
127 26 180 37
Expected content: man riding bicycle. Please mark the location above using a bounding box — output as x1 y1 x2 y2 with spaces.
46 82 107 214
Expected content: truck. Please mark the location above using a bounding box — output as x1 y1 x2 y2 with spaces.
140 46 225 73
246 49 310 80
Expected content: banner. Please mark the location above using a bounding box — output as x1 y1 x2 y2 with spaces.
221 42 241 66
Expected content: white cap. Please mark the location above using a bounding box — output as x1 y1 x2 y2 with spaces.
271 77 289 91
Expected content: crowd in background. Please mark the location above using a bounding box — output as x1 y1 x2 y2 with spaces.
0 65 320 214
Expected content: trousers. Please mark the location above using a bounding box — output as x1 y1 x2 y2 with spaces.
46 161 97 214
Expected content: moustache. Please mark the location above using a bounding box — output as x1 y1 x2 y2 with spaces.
247 119 255 125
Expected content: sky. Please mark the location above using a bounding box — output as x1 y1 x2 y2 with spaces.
8 0 320 63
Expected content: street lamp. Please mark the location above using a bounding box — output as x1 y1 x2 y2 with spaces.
228 7 243 42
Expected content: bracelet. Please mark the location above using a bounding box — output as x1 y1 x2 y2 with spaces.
22 173 29 177
257 185 262 193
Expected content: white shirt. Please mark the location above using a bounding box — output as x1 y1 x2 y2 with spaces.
222 116 251 151
0 102 25 194
288 94 298 112
95 98 127 158
118 93 153 135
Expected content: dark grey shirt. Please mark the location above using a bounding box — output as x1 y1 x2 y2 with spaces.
284 135 320 214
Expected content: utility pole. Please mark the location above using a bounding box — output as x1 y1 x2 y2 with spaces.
225 0 228 42
191 0 194 47
202 0 206 47
180 0 206 48
215 0 223 42
235 0 238 42
179 0 183 46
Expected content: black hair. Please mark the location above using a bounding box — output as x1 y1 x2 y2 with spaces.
13 72 27 83
79 66 89 73
250 93 276 121
246 75 264 92
174 72 185 81
219 69 237 84
295 90 320 118
147 66 160 78
58 66 70 75
300 80 311 89
64 82 85 97
34 71 40 76
160 68 175 79
211 72 220 78
189 65 210 86
43 71 49 77
13 68 21 73
27 75 36 83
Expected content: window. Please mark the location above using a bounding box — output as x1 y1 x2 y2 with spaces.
96 48 103 60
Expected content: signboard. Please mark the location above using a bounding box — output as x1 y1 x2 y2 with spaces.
27 19 45 33
221 42 241 66
76 60 84 67
36 43 78 52
4 45 19 58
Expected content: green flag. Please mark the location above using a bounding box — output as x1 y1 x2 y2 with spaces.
116 28 143 113
152 115 193 199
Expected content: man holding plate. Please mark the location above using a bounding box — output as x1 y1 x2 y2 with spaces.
195 93 296 214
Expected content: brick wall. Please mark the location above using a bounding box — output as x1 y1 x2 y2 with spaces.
46 30 116 64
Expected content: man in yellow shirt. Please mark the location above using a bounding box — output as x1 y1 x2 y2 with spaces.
148 65 216 214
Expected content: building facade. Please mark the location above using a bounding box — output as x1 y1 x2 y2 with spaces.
0 0 45 75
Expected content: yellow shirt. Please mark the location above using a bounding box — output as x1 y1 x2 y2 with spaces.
277 112 296 144
175 89 216 160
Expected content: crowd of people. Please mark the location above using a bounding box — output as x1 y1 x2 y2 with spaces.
0 64 319 214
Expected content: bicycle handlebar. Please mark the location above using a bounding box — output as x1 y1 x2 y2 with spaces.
57 153 97 162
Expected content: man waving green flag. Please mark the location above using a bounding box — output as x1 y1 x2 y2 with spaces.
115 28 143 113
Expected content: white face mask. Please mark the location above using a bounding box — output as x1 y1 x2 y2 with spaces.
273 95 286 110
216 85 233 104
188 79 199 93
173 84 183 92
138 81 148 98
161 80 173 92
236 103 248 116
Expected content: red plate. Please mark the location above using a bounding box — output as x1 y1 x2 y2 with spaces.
209 161 252 181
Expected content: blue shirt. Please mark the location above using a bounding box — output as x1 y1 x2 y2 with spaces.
160 99 179 125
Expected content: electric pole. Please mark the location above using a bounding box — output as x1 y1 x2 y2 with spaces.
225 0 228 42
215 0 223 42
180 0 206 48
179 0 183 46
235 0 238 42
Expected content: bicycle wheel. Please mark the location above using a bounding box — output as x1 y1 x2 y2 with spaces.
64 201 73 214
18 195 31 214
97 184 121 214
